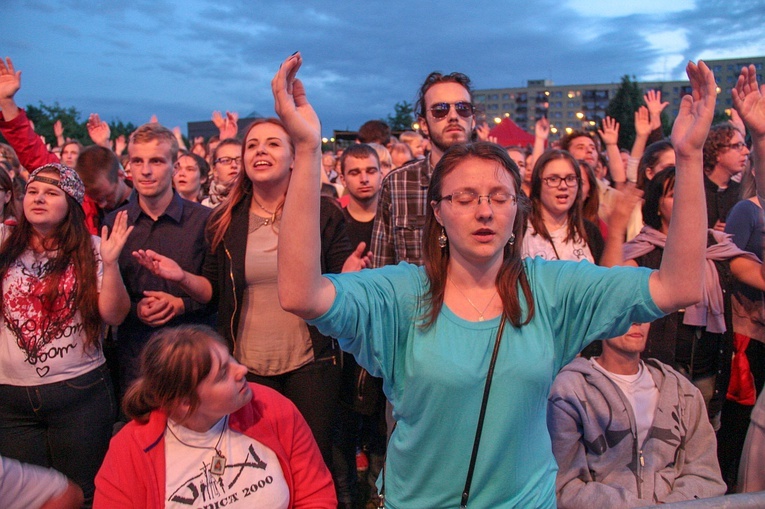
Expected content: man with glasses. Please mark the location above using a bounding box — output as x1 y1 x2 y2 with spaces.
371 71 476 267
703 124 750 230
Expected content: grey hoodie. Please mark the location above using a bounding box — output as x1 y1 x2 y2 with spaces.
548 357 726 508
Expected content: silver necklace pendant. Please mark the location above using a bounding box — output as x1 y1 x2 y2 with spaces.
478 316 485 322
211 453 226 476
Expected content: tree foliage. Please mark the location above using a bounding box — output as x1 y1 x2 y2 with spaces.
386 101 414 132
605 75 643 150
0 101 138 148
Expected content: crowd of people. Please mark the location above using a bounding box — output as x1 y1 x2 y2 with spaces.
0 50 764 509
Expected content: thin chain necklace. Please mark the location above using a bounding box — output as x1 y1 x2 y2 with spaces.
166 416 228 476
252 195 281 226
448 276 498 321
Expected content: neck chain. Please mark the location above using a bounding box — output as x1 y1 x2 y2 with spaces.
448 276 497 321
166 416 228 476
253 195 277 215
251 195 282 229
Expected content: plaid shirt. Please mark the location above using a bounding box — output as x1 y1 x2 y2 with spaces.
370 156 433 267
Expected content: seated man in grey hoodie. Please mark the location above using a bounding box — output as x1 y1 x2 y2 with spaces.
548 323 726 508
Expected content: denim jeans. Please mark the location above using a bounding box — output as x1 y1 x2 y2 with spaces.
0 363 116 507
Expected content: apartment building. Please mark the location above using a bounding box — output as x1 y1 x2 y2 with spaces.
474 56 765 138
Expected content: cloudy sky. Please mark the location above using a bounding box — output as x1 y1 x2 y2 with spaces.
5 0 765 137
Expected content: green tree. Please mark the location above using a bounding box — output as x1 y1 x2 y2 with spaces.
605 75 643 149
25 101 88 147
108 119 139 141
386 101 414 132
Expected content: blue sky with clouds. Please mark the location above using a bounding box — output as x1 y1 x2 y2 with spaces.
5 0 765 136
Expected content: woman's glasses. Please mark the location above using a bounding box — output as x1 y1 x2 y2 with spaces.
439 190 516 209
542 175 579 188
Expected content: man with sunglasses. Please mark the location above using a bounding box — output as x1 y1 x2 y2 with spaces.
370 71 476 267
703 124 750 230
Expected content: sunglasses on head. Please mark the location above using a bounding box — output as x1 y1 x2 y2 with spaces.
428 102 475 119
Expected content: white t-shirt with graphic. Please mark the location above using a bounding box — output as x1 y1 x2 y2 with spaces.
165 417 290 509
522 223 594 262
0 236 104 385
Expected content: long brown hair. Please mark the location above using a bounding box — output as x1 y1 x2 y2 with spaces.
122 325 222 423
423 142 534 328
528 149 588 245
578 160 600 226
206 118 292 251
0 167 17 221
0 178 101 350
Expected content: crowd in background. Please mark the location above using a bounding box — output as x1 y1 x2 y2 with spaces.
0 52 764 509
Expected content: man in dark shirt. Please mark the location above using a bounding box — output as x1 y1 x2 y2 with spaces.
703 124 750 230
339 144 382 249
103 123 213 393
335 144 385 508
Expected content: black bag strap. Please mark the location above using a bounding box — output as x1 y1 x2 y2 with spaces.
460 315 507 509
378 316 507 509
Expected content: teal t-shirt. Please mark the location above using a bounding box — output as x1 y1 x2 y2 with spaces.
309 258 663 508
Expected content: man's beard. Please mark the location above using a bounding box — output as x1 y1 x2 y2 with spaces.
427 121 468 154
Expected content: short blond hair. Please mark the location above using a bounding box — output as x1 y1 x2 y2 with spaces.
129 123 180 163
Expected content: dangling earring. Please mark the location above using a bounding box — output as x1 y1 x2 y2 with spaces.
438 227 448 248
508 233 516 246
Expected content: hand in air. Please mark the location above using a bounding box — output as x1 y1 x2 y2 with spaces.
671 61 717 159
271 52 321 149
732 64 765 137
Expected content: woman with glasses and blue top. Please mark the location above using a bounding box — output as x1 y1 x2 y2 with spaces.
275 51 716 508
522 149 606 264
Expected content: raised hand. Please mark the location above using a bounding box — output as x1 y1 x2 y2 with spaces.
132 248 185 282
644 90 669 130
610 184 643 232
211 110 225 130
0 57 21 102
114 135 126 156
87 113 111 147
671 61 717 158
271 52 321 148
342 242 372 273
634 106 651 138
53 119 64 138
100 211 134 266
150 114 158 124
598 116 620 146
221 111 239 139
732 64 765 137
172 126 185 149
535 117 550 140
475 123 491 142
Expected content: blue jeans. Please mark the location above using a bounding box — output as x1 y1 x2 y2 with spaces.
0 363 116 507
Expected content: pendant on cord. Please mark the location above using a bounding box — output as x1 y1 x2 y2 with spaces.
211 454 226 476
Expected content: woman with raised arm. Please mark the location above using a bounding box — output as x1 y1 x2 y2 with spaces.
620 166 765 427
0 163 132 507
275 53 714 508
94 325 336 509
730 63 765 494
131 122 353 467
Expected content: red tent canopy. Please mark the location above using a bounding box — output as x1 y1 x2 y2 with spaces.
488 117 534 147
